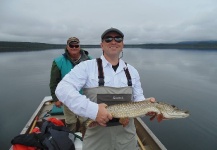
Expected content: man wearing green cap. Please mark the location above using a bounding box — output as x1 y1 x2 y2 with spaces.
55 28 155 150
49 37 92 132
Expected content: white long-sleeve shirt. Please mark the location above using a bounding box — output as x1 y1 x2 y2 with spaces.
55 55 145 120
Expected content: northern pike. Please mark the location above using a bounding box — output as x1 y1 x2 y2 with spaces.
86 98 189 127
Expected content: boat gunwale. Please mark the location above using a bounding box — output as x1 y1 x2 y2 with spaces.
20 96 53 134
135 117 167 150
10 96 167 150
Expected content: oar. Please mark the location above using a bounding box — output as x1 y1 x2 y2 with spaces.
137 135 146 150
29 116 38 133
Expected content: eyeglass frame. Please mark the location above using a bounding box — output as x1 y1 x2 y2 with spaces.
68 44 80 48
103 36 123 43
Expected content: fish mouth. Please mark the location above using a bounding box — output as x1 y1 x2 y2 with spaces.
162 110 190 119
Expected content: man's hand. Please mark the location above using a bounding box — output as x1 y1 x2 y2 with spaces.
55 100 62 107
146 97 157 121
96 103 112 127
149 97 156 103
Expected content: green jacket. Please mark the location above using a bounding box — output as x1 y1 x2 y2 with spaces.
49 49 92 101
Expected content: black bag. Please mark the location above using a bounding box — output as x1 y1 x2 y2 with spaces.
11 132 45 149
40 121 75 150
11 120 77 150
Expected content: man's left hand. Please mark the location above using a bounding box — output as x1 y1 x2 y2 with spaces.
149 97 156 103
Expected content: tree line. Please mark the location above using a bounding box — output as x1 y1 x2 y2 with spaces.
0 41 217 52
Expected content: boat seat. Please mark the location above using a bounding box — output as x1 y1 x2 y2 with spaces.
50 104 64 115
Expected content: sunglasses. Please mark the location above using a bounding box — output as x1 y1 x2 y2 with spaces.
69 44 79 48
104 36 123 43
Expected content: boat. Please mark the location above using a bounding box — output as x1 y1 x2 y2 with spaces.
10 96 167 150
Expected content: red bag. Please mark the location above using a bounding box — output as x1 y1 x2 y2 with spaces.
13 144 36 150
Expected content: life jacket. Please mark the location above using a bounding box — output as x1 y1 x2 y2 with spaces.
47 117 65 126
54 50 92 79
12 144 36 150
11 133 44 149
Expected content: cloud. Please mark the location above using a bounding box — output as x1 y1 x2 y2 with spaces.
0 0 217 44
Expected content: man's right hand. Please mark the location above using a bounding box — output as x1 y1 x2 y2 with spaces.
55 100 62 107
96 103 112 127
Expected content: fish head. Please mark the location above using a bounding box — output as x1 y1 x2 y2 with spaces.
156 102 190 119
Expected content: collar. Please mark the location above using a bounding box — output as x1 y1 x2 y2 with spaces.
100 55 127 70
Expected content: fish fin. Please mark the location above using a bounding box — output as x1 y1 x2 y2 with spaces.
146 112 156 116
147 112 157 121
86 119 99 128
150 115 156 121
157 114 164 122
119 117 129 127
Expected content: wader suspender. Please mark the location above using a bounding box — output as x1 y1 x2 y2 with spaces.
96 58 132 86
96 58 105 86
124 62 132 86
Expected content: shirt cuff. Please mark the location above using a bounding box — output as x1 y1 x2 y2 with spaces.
85 101 98 120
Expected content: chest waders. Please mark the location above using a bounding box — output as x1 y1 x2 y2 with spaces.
82 58 138 150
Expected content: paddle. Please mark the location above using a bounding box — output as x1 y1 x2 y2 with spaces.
137 135 146 150
29 116 38 133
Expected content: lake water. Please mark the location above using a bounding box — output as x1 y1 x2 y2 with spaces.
0 48 217 150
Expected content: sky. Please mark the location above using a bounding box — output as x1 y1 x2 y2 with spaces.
0 0 217 45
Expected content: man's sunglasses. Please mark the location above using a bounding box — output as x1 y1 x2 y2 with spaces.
69 44 79 48
104 36 123 43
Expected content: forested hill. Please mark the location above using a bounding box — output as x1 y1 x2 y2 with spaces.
138 41 217 50
0 41 100 52
0 41 217 52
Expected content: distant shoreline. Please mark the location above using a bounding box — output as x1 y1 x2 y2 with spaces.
1 41 217 52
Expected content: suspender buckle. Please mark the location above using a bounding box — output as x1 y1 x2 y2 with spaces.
98 78 105 86
128 79 132 86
